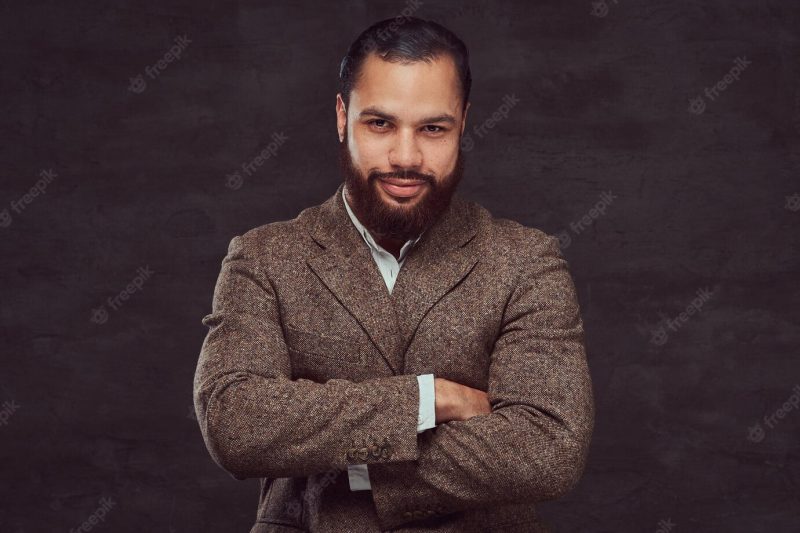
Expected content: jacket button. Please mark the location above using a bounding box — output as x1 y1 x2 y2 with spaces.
380 444 392 459
346 448 356 460
357 447 369 461
369 443 382 458
403 511 412 518
412 510 425 519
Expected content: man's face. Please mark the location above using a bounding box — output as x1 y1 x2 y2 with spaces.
336 52 470 242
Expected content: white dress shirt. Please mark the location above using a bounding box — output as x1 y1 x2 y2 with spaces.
341 184 437 491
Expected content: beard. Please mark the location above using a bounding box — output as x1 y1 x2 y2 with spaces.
337 134 465 242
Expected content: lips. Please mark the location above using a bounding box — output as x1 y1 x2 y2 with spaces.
378 177 427 198
379 177 426 186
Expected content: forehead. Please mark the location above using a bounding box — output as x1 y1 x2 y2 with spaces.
350 53 462 117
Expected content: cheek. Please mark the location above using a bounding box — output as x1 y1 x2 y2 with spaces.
351 133 387 168
426 145 459 175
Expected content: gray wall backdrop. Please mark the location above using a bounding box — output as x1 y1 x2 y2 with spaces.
1 0 798 531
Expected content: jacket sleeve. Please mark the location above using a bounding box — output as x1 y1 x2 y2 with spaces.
349 373 438 491
367 233 595 529
193 234 422 480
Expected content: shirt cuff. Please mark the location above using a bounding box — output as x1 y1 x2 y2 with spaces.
416 373 436 433
347 464 371 491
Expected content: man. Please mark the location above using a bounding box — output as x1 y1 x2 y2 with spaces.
194 16 594 532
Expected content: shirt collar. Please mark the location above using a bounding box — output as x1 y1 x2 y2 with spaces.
341 183 424 263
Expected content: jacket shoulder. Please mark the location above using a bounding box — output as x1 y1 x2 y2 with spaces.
225 204 318 260
469 201 561 260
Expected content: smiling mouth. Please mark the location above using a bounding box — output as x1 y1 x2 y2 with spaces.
378 177 427 198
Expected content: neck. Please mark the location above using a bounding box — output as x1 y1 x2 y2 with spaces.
373 233 404 260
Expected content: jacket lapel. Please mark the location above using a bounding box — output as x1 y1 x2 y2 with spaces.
389 205 479 371
305 182 479 374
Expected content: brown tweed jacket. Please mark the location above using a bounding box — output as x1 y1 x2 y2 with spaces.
194 182 594 532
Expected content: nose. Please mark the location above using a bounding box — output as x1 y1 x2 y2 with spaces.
388 129 422 169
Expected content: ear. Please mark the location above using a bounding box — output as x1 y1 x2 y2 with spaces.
460 101 471 136
336 93 347 142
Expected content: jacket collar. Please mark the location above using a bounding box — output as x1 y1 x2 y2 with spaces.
305 182 479 374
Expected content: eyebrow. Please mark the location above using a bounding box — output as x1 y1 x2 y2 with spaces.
358 106 457 126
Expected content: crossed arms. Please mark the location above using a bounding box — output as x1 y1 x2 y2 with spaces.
193 232 594 529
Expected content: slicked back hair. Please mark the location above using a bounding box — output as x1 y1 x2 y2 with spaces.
339 17 471 112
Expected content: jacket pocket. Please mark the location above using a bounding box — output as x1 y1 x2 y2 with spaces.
284 326 365 365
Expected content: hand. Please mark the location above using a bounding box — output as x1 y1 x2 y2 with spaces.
434 377 491 423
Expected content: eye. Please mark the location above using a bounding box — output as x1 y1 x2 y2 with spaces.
422 125 446 134
367 119 390 130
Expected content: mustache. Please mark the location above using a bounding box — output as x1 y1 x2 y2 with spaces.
369 170 435 183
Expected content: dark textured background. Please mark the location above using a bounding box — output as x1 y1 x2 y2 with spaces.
1 1 798 531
